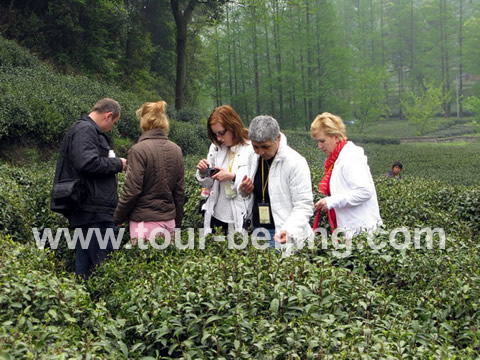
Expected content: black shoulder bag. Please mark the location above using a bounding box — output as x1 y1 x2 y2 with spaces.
50 123 85 214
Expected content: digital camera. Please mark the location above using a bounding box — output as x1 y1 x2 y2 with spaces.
206 168 220 177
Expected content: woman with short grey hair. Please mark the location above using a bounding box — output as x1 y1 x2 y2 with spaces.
248 115 280 143
240 115 314 255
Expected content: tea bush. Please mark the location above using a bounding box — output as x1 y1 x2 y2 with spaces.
0 235 126 359
0 119 479 358
169 121 209 157
1 163 479 357
0 168 32 242
0 36 210 158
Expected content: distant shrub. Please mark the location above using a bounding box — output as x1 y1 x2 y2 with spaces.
349 135 400 145
0 36 148 146
169 120 209 156
0 37 42 68
112 137 134 159
167 107 204 123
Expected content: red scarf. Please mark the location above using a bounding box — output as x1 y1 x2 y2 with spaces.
313 139 348 231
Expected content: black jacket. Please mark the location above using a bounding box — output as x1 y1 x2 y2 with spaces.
53 116 123 221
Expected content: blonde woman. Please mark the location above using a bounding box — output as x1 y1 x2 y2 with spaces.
114 101 184 242
311 112 382 237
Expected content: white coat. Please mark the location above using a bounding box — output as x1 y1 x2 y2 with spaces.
196 142 254 234
243 134 314 254
326 141 382 237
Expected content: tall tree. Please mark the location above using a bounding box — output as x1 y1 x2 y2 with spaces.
250 2 261 115
170 0 227 109
170 0 196 110
457 0 464 118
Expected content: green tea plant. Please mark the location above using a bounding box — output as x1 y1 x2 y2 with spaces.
0 235 126 359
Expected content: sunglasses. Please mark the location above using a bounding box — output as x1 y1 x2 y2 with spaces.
213 129 228 138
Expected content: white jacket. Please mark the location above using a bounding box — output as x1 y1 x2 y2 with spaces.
326 141 382 237
244 134 314 254
196 142 254 233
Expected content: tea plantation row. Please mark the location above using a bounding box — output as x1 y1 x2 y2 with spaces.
0 143 479 358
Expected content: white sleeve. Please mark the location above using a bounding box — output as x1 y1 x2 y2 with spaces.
326 154 373 210
282 157 314 237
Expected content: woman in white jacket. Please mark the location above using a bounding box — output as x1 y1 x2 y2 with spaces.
311 112 382 238
196 105 253 235
239 115 314 254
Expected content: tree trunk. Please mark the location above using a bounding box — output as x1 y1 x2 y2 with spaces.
237 26 249 121
409 0 414 91
305 0 313 122
443 0 451 117
370 0 375 65
272 0 284 124
288 5 297 128
315 0 323 113
297 6 308 127
251 4 260 115
226 5 234 103
458 0 464 118
264 17 275 115
380 0 389 114
215 25 222 107
170 0 196 110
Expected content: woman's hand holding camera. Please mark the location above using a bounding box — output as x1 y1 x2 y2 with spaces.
211 168 234 183
197 159 233 183
196 159 210 172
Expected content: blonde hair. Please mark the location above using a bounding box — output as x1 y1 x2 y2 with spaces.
136 101 169 133
310 112 346 140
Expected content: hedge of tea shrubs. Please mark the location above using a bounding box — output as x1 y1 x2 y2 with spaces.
0 36 208 157
1 154 479 358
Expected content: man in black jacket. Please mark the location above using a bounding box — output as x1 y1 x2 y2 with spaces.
53 98 127 278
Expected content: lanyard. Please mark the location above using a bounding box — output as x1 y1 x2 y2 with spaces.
227 146 238 172
261 158 270 202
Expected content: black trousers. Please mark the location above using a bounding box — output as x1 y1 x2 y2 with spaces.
75 222 116 279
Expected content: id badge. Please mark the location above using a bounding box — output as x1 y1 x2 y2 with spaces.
224 181 237 199
258 202 271 224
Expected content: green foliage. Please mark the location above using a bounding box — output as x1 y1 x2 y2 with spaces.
0 36 148 145
0 235 126 358
169 121 209 156
352 64 391 133
401 81 452 135
0 162 75 270
462 96 480 122
83 173 479 358
0 126 478 358
0 168 32 242
464 15 480 75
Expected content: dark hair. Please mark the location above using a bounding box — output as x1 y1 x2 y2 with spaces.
392 161 403 169
207 105 248 146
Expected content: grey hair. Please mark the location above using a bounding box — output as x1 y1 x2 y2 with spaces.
92 98 121 118
248 115 280 142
